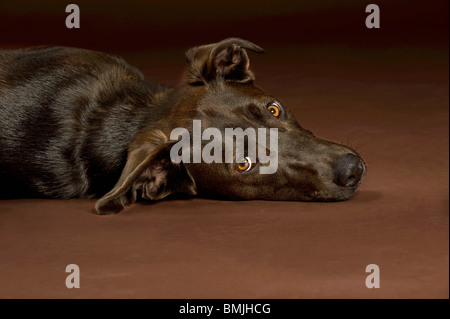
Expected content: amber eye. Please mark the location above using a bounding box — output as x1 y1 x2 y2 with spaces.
267 102 281 118
237 156 252 172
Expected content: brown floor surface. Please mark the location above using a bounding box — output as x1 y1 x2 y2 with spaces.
0 45 448 299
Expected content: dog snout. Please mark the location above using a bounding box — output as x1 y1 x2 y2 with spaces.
333 153 365 188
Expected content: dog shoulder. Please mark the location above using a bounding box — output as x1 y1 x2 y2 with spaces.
0 46 144 89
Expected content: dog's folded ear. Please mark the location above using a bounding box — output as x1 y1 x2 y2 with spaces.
95 130 197 215
184 37 264 85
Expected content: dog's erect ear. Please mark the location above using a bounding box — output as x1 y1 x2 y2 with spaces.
95 130 197 215
184 37 264 85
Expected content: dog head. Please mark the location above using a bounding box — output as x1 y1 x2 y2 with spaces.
95 38 366 214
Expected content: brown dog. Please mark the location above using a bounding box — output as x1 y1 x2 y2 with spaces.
0 38 366 214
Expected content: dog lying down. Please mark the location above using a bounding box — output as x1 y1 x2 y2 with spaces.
0 38 366 214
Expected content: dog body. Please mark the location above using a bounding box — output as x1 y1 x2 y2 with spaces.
0 39 366 214
0 46 169 199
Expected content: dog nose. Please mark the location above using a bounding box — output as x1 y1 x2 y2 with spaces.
333 153 365 188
